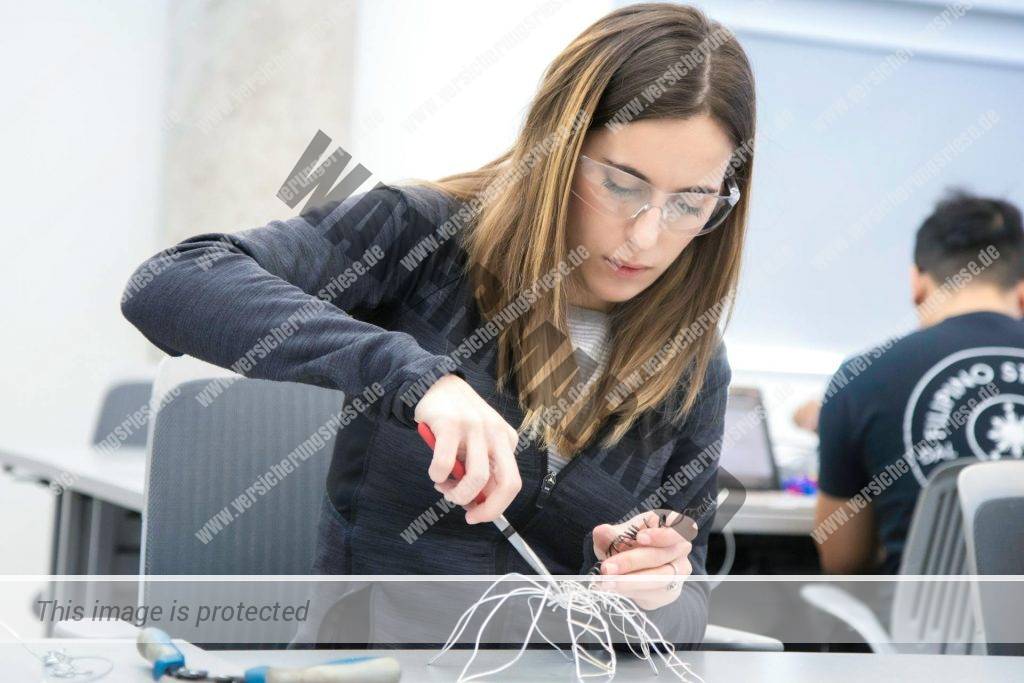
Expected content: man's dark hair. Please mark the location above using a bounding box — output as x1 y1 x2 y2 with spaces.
914 188 1024 289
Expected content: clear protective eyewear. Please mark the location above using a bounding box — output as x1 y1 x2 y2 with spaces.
571 154 740 236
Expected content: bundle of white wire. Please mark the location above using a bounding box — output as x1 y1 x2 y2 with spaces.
429 573 704 682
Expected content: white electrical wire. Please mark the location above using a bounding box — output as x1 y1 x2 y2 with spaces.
429 573 705 682
0 619 114 682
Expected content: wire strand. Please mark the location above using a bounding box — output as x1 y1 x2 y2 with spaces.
0 618 114 682
428 573 705 682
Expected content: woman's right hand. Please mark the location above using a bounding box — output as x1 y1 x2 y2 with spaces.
414 374 522 524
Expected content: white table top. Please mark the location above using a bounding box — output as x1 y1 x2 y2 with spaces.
6 640 1023 682
0 446 815 535
219 647 1024 682
0 444 145 511
6 638 228 682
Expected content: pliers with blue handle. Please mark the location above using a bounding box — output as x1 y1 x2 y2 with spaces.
137 627 401 682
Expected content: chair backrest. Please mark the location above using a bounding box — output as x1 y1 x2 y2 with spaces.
958 460 1024 656
141 356 344 643
889 459 977 654
91 380 154 448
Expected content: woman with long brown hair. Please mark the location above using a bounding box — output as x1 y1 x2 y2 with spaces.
123 2 755 645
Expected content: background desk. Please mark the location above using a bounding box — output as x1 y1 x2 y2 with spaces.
715 489 816 535
0 445 145 633
0 449 818 582
11 640 1016 683
0 444 145 511
0 449 816 548
0 445 144 575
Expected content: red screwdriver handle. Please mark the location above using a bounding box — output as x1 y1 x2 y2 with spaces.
417 422 487 505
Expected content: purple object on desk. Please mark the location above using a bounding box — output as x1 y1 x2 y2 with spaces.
782 476 817 495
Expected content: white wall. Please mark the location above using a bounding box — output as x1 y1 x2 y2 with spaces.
350 0 613 183
161 0 358 244
0 0 168 634
681 0 1024 371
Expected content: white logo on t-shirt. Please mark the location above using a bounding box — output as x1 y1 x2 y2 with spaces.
902 347 1024 487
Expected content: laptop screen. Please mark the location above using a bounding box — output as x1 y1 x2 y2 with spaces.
719 386 779 490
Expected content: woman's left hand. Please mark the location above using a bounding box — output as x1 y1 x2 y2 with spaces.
590 510 696 610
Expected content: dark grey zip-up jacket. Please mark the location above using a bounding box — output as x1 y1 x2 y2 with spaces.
121 182 731 647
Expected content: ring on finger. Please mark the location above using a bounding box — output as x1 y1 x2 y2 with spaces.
665 558 682 592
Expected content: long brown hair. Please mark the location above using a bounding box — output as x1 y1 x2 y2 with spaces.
409 3 756 455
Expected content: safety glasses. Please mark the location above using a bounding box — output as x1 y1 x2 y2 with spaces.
571 154 740 236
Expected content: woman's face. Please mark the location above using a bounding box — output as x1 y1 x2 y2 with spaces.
566 114 735 311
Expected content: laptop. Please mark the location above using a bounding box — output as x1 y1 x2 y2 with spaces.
719 386 780 490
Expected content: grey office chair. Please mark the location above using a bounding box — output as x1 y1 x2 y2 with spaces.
958 460 1024 656
142 357 342 644
801 459 979 654
91 381 154 447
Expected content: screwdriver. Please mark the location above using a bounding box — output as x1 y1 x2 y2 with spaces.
417 422 556 584
137 627 401 682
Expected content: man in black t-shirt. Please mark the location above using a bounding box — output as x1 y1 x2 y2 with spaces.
814 189 1024 575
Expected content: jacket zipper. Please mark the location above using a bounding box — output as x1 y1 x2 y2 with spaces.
531 417 617 512
535 470 557 509
497 439 601 577
534 445 587 510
